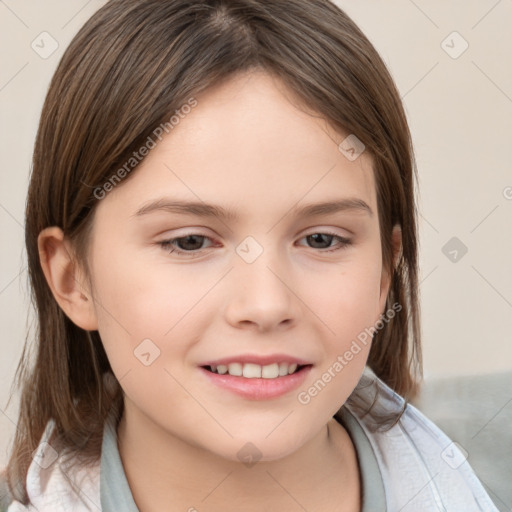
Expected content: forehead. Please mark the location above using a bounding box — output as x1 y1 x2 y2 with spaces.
96 70 377 222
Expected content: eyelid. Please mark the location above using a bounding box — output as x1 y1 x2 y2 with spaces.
301 226 352 238
157 224 352 239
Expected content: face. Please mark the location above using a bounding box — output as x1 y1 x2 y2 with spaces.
85 70 392 461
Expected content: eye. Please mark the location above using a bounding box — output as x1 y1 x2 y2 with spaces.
297 232 352 252
158 234 214 258
157 231 352 258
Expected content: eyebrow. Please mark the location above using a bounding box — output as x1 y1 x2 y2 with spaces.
132 197 373 220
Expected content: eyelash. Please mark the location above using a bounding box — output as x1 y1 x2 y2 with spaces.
158 231 352 258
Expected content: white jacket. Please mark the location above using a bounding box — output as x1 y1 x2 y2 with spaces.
1 367 499 511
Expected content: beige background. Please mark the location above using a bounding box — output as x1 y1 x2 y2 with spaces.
1 0 511 503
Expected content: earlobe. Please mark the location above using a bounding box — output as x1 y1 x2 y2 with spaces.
38 226 98 331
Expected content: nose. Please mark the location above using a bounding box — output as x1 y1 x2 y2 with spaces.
222 244 300 332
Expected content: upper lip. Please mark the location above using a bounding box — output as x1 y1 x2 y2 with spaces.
199 354 313 367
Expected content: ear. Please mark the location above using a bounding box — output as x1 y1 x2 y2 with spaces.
378 224 402 314
38 226 98 331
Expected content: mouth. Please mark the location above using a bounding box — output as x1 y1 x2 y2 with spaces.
198 363 313 400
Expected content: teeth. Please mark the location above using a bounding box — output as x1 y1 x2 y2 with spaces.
262 363 279 378
216 364 228 375
227 362 242 376
243 363 261 378
208 362 303 378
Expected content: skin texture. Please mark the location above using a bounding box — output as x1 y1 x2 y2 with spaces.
39 70 401 511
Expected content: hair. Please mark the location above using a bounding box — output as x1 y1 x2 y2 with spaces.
5 0 422 505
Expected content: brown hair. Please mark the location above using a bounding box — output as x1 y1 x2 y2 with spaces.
5 0 422 504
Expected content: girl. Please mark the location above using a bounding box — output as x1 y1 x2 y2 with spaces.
0 0 498 510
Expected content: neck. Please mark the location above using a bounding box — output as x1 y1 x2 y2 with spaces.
117 401 360 512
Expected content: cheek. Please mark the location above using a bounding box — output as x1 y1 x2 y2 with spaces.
90 242 171 329
302 272 381 412
88 245 212 371
315 255 384 338
305 253 383 392
88 253 194 417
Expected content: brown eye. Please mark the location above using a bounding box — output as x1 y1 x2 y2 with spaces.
298 232 352 252
159 233 214 257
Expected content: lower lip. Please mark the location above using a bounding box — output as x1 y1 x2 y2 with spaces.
199 365 313 400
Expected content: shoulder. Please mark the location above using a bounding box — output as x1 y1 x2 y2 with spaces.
1 419 101 512
342 366 499 512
